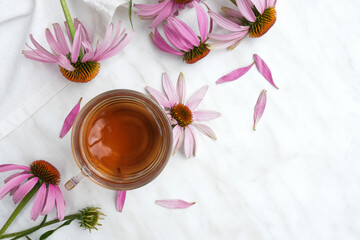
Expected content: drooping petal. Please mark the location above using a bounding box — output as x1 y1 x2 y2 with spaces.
0 174 33 200
146 86 171 108
193 123 217 140
167 17 199 47
81 40 95 63
54 186 66 221
92 23 114 60
0 164 30 173
4 172 27 196
253 89 267 130
150 29 183 56
186 85 208 110
184 127 195 158
116 191 126 212
13 177 39 204
163 24 191 52
162 73 178 106
70 25 83 63
216 63 254 84
149 0 175 28
45 29 62 55
192 110 221 121
155 199 196 209
252 0 265 14
96 31 135 61
235 0 256 22
188 125 197 157
57 54 75 71
253 54 278 89
59 97 82 138
30 183 47 220
53 23 70 55
221 6 244 18
176 72 185 104
41 184 56 215
209 11 249 32
173 125 184 155
193 2 208 42
29 35 58 61
208 37 244 50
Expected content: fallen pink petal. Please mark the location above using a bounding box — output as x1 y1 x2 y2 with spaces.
155 199 196 209
60 97 82 138
253 54 278 89
116 191 127 212
216 63 254 84
253 89 267 130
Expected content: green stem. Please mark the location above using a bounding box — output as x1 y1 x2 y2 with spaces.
0 184 41 238
60 0 76 41
0 214 80 239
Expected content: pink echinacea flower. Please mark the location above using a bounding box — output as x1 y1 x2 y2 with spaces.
208 0 277 49
0 161 66 220
23 19 134 83
146 72 221 158
150 2 211 64
135 0 200 28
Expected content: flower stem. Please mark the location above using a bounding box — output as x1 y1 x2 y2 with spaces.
0 214 80 239
0 183 41 238
60 0 76 41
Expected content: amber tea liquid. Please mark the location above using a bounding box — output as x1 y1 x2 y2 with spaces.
82 101 162 178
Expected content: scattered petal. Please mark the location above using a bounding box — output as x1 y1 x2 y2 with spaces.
155 199 196 209
253 89 267 130
116 191 126 212
253 54 278 89
216 63 254 84
59 98 82 138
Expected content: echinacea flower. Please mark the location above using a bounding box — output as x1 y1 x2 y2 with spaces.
23 19 134 83
146 72 220 158
0 161 66 221
135 0 200 28
150 2 210 64
208 0 277 49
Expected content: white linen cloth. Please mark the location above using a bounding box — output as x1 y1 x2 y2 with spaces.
0 0 127 140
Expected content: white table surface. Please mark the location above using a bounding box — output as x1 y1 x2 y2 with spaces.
1 0 360 239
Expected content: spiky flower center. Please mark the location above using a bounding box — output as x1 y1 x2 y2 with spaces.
170 104 193 127
30 160 60 185
59 58 100 83
79 207 105 232
249 7 277 38
183 43 210 64
173 0 193 4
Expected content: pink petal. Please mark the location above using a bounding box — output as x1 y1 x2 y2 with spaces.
53 23 70 55
146 86 171 108
41 184 56 215
81 40 95 63
54 186 66 221
149 0 175 28
96 31 135 61
30 183 47 221
186 86 208 110
0 174 33 200
45 29 62 55
184 127 195 158
173 125 184 155
235 0 256 22
192 110 221 121
155 199 196 209
176 72 185 104
188 125 197 157
253 54 278 89
29 34 57 61
167 17 199 47
253 89 267 130
59 97 82 138
150 29 183 56
193 2 208 42
163 24 191 52
0 164 30 173
252 0 265 14
208 11 249 32
162 73 178 106
4 172 26 183
57 54 75 71
13 177 39 204
70 25 83 63
116 191 126 212
208 38 244 50
221 6 244 18
216 63 254 84
193 123 217 140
